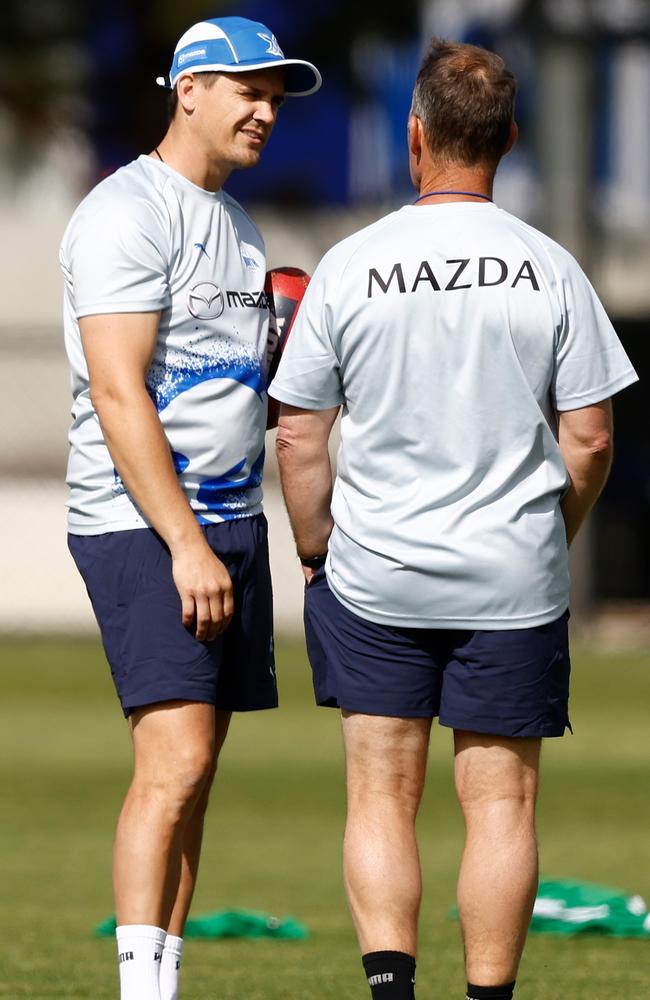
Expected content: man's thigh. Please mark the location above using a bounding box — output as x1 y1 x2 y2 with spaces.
304 567 444 717
342 712 432 803
439 613 571 738
208 514 277 712
68 515 277 716
129 701 218 775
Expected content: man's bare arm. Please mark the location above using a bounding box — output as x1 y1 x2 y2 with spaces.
275 404 339 581
557 399 613 546
80 312 233 640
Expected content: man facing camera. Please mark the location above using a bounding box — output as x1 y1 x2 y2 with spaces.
61 16 320 1000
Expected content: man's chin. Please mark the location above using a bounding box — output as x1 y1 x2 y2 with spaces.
231 148 264 170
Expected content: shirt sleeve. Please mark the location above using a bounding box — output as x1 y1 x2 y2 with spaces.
268 256 344 410
552 257 638 411
66 195 171 318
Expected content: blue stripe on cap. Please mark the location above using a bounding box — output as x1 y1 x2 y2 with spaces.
204 17 285 60
172 38 239 79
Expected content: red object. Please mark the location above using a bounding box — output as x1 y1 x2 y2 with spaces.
264 267 310 428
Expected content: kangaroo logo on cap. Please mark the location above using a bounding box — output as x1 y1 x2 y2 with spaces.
257 32 284 57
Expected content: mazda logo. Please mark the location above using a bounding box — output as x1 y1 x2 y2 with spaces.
187 282 224 320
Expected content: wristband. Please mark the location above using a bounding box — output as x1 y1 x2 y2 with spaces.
299 553 328 569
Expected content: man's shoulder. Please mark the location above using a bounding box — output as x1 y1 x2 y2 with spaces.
317 211 402 277
221 190 265 249
61 158 167 256
495 207 580 271
73 158 156 214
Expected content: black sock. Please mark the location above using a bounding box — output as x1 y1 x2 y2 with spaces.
362 951 416 999
466 982 516 1000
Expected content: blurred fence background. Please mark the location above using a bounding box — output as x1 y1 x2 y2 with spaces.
0 0 648 640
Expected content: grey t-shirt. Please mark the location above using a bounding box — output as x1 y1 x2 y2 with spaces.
61 155 271 533
270 202 638 629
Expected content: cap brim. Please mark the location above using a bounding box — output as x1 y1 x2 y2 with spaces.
157 59 322 97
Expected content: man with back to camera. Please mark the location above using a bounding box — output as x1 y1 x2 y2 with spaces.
270 37 638 1000
59 16 320 1000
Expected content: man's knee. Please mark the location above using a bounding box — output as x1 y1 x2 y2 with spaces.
132 740 216 819
129 701 219 811
454 731 540 822
172 743 215 801
191 755 220 818
347 767 424 820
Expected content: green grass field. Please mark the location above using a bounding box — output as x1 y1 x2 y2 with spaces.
0 637 648 999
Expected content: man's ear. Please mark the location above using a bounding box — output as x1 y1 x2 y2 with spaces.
176 74 199 114
408 113 423 164
503 119 518 156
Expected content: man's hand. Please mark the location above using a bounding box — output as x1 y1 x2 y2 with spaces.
171 540 234 641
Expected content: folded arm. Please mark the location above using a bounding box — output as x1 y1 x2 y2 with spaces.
557 399 613 546
80 312 233 639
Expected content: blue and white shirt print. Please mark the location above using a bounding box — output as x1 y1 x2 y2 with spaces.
60 155 270 533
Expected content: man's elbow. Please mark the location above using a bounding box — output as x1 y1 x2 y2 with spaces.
561 419 613 465
575 431 614 486
587 429 613 462
89 381 115 415
275 424 299 464
89 379 145 418
275 423 323 470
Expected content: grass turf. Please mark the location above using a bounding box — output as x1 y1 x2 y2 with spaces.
0 637 648 999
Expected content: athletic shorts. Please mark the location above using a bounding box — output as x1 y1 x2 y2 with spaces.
68 514 277 717
304 567 571 738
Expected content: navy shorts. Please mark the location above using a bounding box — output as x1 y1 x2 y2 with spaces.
69 514 277 717
304 568 571 738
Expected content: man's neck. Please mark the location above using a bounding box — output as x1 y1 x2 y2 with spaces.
149 132 231 193
415 165 494 205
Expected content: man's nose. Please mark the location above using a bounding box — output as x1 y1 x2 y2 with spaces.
253 101 276 125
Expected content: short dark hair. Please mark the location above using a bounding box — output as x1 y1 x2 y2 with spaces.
167 72 221 123
411 38 516 167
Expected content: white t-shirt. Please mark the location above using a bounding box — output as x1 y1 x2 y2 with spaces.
270 202 638 629
61 155 271 533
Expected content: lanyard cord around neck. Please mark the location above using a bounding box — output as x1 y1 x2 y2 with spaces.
414 189 493 203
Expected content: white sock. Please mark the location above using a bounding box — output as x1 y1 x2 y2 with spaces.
116 924 166 1000
160 934 184 1000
